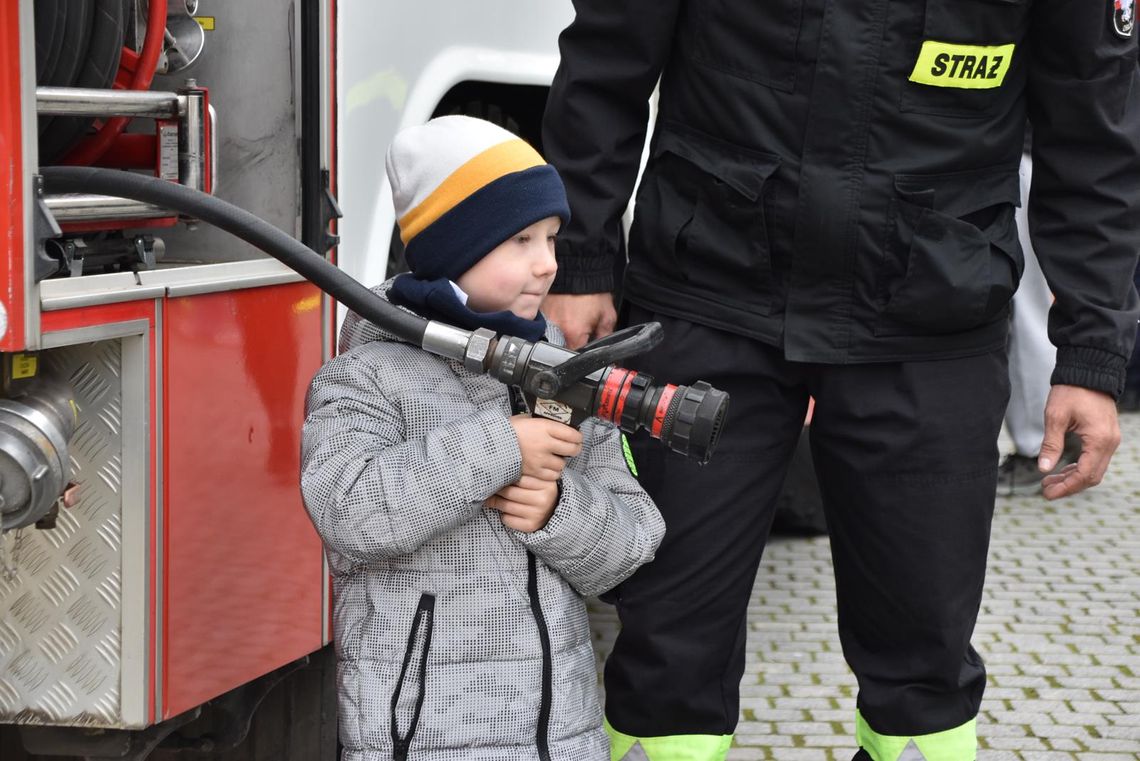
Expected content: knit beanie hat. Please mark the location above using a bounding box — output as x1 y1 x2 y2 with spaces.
387 115 570 282
384 116 569 342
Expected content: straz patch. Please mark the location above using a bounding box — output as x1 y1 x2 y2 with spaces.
908 41 1015 89
1116 0 1135 38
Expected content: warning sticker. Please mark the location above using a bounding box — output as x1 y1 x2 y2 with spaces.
12 353 37 379
534 398 573 425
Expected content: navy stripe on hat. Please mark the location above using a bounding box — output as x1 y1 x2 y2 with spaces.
404 164 570 281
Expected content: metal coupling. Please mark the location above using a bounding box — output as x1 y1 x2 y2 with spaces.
463 328 496 373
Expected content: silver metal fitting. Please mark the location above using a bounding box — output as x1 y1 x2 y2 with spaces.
463 328 496 373
422 321 476 362
489 336 528 385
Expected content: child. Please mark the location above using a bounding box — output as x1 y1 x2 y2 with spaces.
300 115 665 761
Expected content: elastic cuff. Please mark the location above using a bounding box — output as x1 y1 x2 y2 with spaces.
551 239 617 293
1050 346 1128 400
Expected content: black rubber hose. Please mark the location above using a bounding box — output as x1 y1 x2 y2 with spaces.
40 166 429 346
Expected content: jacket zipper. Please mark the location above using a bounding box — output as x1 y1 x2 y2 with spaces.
528 551 553 761
391 593 435 761
513 385 552 760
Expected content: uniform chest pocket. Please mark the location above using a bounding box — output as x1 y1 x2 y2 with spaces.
900 0 1027 116
691 0 804 92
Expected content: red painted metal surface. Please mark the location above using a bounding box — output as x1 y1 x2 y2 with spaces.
59 217 179 235
60 217 180 235
93 133 158 169
0 1 26 352
162 282 325 718
40 299 156 334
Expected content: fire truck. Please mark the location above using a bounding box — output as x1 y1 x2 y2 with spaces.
0 1 574 757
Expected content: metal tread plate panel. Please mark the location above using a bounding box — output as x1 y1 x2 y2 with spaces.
0 341 129 727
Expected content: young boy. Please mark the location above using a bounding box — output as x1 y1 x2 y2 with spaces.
300 115 665 761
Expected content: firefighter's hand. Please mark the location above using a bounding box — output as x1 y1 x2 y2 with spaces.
1039 384 1121 500
542 293 617 350
485 476 559 533
510 415 583 481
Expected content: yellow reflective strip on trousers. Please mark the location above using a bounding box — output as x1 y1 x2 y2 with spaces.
856 710 977 761
908 41 1015 89
605 718 733 761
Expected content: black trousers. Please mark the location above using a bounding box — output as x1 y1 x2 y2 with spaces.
605 305 1009 739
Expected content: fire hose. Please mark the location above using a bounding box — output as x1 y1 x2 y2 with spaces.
11 167 728 531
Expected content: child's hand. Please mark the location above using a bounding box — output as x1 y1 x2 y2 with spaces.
485 475 560 533
509 415 583 481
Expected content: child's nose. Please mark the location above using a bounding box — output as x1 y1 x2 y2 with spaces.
533 247 558 277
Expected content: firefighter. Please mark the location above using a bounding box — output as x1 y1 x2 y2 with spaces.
540 1 1140 759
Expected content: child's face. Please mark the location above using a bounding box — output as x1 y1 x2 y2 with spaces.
457 216 560 319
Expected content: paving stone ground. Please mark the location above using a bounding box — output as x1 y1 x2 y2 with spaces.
588 413 1140 760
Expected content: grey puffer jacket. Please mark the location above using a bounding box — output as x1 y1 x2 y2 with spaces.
300 284 665 761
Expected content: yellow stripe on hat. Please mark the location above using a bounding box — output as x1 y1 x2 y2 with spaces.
399 138 545 244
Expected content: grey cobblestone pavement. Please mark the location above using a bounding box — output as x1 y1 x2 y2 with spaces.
588 412 1140 760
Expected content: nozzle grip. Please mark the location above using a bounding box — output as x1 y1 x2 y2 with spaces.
530 322 663 397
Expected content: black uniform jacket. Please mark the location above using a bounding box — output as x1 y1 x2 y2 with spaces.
543 0 1140 396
